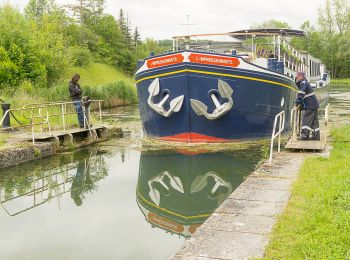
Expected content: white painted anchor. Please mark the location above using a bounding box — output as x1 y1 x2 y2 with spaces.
190 171 233 205
148 170 184 206
190 79 234 120
147 78 184 118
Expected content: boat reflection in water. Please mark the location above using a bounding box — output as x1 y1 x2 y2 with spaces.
0 148 108 216
136 148 262 238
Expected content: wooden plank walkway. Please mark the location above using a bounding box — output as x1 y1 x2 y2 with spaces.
16 125 109 144
285 132 326 150
29 126 105 140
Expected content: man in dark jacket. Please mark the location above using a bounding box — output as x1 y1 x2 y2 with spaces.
294 71 320 140
69 73 84 128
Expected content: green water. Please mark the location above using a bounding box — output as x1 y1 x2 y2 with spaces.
0 142 262 259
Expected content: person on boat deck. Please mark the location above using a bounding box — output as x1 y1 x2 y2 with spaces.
294 71 320 141
69 73 84 128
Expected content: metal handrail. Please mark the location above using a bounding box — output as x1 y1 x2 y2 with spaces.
290 107 301 142
22 99 104 126
269 110 285 165
0 100 104 144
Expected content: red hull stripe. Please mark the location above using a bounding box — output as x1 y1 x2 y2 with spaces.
159 132 233 143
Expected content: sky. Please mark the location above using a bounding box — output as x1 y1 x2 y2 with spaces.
6 0 326 40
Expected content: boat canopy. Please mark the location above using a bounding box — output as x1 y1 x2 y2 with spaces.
173 28 305 40
228 29 304 40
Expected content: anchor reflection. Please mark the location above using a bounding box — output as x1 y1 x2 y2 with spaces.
0 148 109 216
136 149 261 238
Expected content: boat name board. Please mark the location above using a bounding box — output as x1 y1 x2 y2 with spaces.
188 53 240 67
145 52 241 70
148 212 185 233
147 54 184 68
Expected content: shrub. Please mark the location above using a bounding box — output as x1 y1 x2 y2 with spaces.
19 80 34 96
69 46 93 67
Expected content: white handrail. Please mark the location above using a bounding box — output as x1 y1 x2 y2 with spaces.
1 100 103 144
290 107 301 142
269 110 285 165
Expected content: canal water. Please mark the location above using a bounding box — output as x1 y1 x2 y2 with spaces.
0 106 263 260
0 84 347 259
329 84 350 124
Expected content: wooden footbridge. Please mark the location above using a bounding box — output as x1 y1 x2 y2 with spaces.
0 100 111 146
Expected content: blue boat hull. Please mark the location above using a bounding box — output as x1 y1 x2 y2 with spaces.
135 51 298 142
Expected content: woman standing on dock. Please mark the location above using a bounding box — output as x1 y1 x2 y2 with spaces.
69 73 84 128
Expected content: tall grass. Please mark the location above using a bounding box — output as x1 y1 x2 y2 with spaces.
40 80 137 106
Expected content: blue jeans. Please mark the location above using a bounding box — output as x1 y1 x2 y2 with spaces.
73 100 84 127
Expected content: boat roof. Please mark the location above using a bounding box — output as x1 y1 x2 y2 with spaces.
229 28 305 39
173 28 304 39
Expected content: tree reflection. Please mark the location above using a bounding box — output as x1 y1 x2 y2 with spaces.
0 148 109 216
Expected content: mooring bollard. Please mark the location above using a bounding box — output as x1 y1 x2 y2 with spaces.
1 103 11 128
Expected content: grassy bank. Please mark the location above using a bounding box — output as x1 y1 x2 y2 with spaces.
0 62 137 130
1 62 137 108
331 78 350 85
261 126 350 259
64 63 135 86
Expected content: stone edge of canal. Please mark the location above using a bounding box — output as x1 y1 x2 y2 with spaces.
0 126 123 170
170 147 331 260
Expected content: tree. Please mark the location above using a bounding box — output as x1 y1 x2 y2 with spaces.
251 19 291 29
133 26 141 54
0 46 21 91
291 21 323 54
25 0 55 22
0 4 47 90
89 0 105 21
1 0 150 91
332 0 350 34
89 14 124 63
316 0 350 77
118 9 132 47
74 0 89 24
133 27 141 47
337 29 350 77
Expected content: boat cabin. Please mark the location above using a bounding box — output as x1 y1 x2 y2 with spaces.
172 28 330 87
